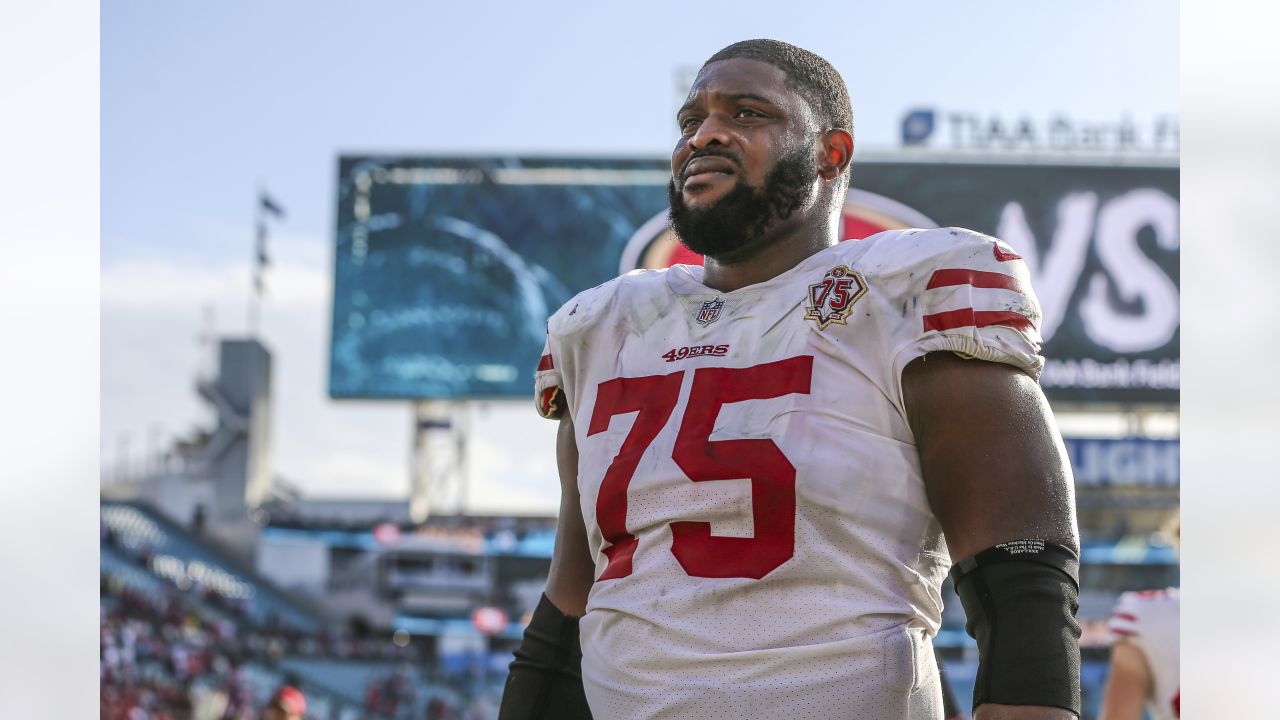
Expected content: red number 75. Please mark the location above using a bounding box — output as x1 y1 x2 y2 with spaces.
586 355 813 581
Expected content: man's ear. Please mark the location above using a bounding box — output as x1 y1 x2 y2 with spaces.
818 129 854 182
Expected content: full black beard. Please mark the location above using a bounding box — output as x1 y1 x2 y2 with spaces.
667 145 816 261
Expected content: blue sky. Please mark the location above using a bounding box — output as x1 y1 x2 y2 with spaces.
101 1 1179 510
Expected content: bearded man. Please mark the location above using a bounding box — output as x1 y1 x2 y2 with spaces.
501 39 1082 720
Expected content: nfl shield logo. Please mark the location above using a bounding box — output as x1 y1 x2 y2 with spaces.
695 298 724 326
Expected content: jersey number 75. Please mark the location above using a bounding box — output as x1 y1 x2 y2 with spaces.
587 355 813 581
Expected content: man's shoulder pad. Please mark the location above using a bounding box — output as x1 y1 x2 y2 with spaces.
547 269 666 338
858 226 1020 275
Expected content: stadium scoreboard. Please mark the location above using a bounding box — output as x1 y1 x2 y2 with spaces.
329 156 669 400
328 154 1178 404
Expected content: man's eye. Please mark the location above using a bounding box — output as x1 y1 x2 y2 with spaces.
736 108 764 119
679 117 701 132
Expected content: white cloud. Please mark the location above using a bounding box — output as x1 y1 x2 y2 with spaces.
466 404 561 514
100 257 323 311
101 250 559 511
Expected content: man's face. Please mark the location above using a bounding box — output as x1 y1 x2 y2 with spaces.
669 58 819 260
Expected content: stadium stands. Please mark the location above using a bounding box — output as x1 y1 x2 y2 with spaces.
102 491 1175 720
102 502 322 632
99 500 501 719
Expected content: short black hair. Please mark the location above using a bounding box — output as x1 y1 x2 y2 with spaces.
703 39 853 136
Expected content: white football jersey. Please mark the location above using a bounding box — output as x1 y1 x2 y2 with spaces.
534 227 1045 720
1108 588 1180 719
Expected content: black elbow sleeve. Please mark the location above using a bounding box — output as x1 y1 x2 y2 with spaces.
498 594 593 720
949 540 1082 716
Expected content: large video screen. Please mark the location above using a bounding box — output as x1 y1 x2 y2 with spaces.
329 155 1178 404
329 157 670 399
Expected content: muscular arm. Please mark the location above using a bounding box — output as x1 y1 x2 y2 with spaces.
1098 642 1152 720
545 412 595 617
903 352 1080 720
498 411 595 720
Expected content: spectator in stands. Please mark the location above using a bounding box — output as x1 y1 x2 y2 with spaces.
220 662 255 719
263 685 307 720
192 504 206 536
364 678 383 715
425 695 457 720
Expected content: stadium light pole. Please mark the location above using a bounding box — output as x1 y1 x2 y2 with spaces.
249 187 286 336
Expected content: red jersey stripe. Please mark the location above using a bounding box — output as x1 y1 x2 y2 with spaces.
993 244 1022 262
926 268 1022 292
923 308 1033 333
538 386 561 418
1112 612 1138 622
537 354 554 371
1110 628 1137 637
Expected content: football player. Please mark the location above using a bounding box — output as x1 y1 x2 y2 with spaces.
501 39 1081 720
1099 513 1180 719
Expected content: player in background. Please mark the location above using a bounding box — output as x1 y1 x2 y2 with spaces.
502 39 1081 720
1099 512 1180 720
262 685 307 720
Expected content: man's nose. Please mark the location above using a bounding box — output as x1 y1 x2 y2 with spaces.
688 114 731 151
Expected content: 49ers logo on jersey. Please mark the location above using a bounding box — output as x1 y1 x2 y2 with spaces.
804 265 868 330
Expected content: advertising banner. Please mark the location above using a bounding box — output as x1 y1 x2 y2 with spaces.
1063 437 1179 487
330 155 1178 403
850 161 1179 404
